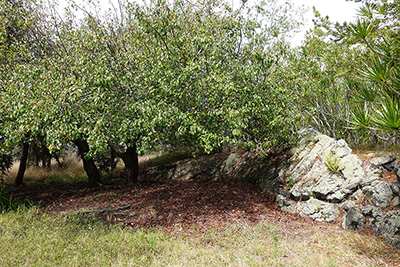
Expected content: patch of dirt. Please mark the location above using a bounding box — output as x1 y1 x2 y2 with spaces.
9 169 337 236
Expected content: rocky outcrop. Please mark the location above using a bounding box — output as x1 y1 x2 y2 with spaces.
148 150 283 196
147 127 399 248
277 128 400 248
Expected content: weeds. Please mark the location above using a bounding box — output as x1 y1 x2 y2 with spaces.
286 177 294 190
324 151 343 174
0 188 33 212
0 188 18 212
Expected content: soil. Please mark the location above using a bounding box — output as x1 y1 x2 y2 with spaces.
10 168 341 237
9 167 400 265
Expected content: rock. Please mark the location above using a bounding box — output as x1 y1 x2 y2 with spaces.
299 198 340 223
342 208 366 230
362 205 385 224
370 156 396 167
276 194 292 208
360 166 381 188
220 153 240 177
393 197 400 207
362 186 372 195
327 190 347 203
341 200 355 211
365 182 393 208
392 183 400 197
351 189 363 201
313 176 343 201
278 129 400 248
290 183 311 201
332 139 352 159
373 210 400 249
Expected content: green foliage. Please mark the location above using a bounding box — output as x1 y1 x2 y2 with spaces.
0 0 302 179
0 188 27 212
324 151 343 174
286 177 294 190
347 0 400 140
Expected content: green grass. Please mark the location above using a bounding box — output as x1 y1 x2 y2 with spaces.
0 207 398 267
324 151 343 174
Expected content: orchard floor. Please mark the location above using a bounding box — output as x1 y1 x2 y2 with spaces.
9 170 400 266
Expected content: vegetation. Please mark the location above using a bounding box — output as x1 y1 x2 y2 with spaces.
0 0 305 186
324 151 343 174
0 206 397 266
1 0 400 264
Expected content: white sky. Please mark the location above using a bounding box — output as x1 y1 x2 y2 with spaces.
289 0 363 45
58 0 363 45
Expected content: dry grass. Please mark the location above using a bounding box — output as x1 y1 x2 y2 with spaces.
3 157 87 185
278 227 399 267
1 208 399 267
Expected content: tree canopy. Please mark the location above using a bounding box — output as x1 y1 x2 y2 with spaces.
0 0 304 185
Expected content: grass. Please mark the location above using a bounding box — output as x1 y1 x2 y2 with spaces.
324 151 343 174
2 151 191 186
0 207 398 267
138 151 193 168
3 157 87 186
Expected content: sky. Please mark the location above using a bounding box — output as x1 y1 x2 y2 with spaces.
288 0 363 45
57 0 363 45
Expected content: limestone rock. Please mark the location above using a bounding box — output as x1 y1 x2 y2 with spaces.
313 176 343 201
342 208 366 230
341 200 355 211
220 153 240 177
351 189 363 201
365 182 393 208
291 198 340 223
373 210 400 249
370 156 396 167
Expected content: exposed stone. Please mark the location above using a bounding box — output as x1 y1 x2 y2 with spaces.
365 182 393 208
373 210 400 249
327 190 347 203
370 156 396 167
342 208 366 230
362 186 372 195
313 176 343 201
289 183 312 201
392 183 400 196
220 153 240 177
332 139 352 159
276 194 292 208
360 166 381 188
277 129 400 248
342 200 356 211
291 198 340 223
362 205 385 221
351 189 363 201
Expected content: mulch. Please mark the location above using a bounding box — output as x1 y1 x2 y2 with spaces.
10 169 336 237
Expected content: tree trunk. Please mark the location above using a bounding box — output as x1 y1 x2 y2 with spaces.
111 142 139 183
15 142 29 186
110 149 118 171
74 139 102 187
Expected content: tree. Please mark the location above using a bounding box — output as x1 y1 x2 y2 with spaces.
290 8 369 146
0 0 304 185
348 0 400 145
0 0 56 185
